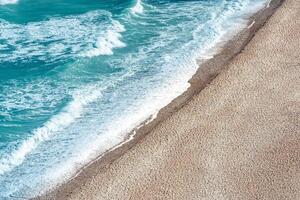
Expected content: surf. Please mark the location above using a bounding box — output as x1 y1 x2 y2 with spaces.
0 0 269 198
0 10 126 64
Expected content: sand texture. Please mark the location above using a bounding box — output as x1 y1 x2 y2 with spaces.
43 0 299 199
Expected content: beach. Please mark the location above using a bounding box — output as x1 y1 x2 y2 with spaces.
37 0 300 199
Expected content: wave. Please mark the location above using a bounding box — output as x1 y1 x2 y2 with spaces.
0 10 125 63
82 20 126 57
0 0 269 197
0 84 104 175
130 0 144 14
0 0 18 5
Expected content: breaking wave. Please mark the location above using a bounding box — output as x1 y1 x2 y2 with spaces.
82 20 126 57
0 10 126 63
130 0 144 14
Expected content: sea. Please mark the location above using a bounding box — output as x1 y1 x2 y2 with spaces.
0 0 268 198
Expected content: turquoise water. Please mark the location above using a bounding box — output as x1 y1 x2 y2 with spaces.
0 0 267 198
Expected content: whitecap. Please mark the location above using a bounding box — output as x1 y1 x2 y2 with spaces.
130 0 144 14
0 0 18 6
0 10 125 63
82 20 126 57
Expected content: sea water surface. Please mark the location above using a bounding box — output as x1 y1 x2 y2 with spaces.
0 0 267 198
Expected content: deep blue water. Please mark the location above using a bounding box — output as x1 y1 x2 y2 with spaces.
0 0 267 198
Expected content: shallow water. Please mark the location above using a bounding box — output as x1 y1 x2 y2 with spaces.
0 0 267 198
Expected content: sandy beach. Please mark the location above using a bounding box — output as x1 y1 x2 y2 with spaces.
38 0 299 199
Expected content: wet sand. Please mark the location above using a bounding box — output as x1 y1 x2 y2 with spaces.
38 0 300 199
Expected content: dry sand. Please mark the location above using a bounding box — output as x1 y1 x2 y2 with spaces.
44 0 300 199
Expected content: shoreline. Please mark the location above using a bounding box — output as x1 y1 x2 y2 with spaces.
36 0 284 199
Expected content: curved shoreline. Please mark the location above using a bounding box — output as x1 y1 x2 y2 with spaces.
36 0 284 199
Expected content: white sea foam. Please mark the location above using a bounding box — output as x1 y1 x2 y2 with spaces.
131 0 144 14
40 67 193 193
0 0 18 5
0 0 269 197
82 21 126 57
47 0 269 187
0 11 125 62
0 85 104 175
